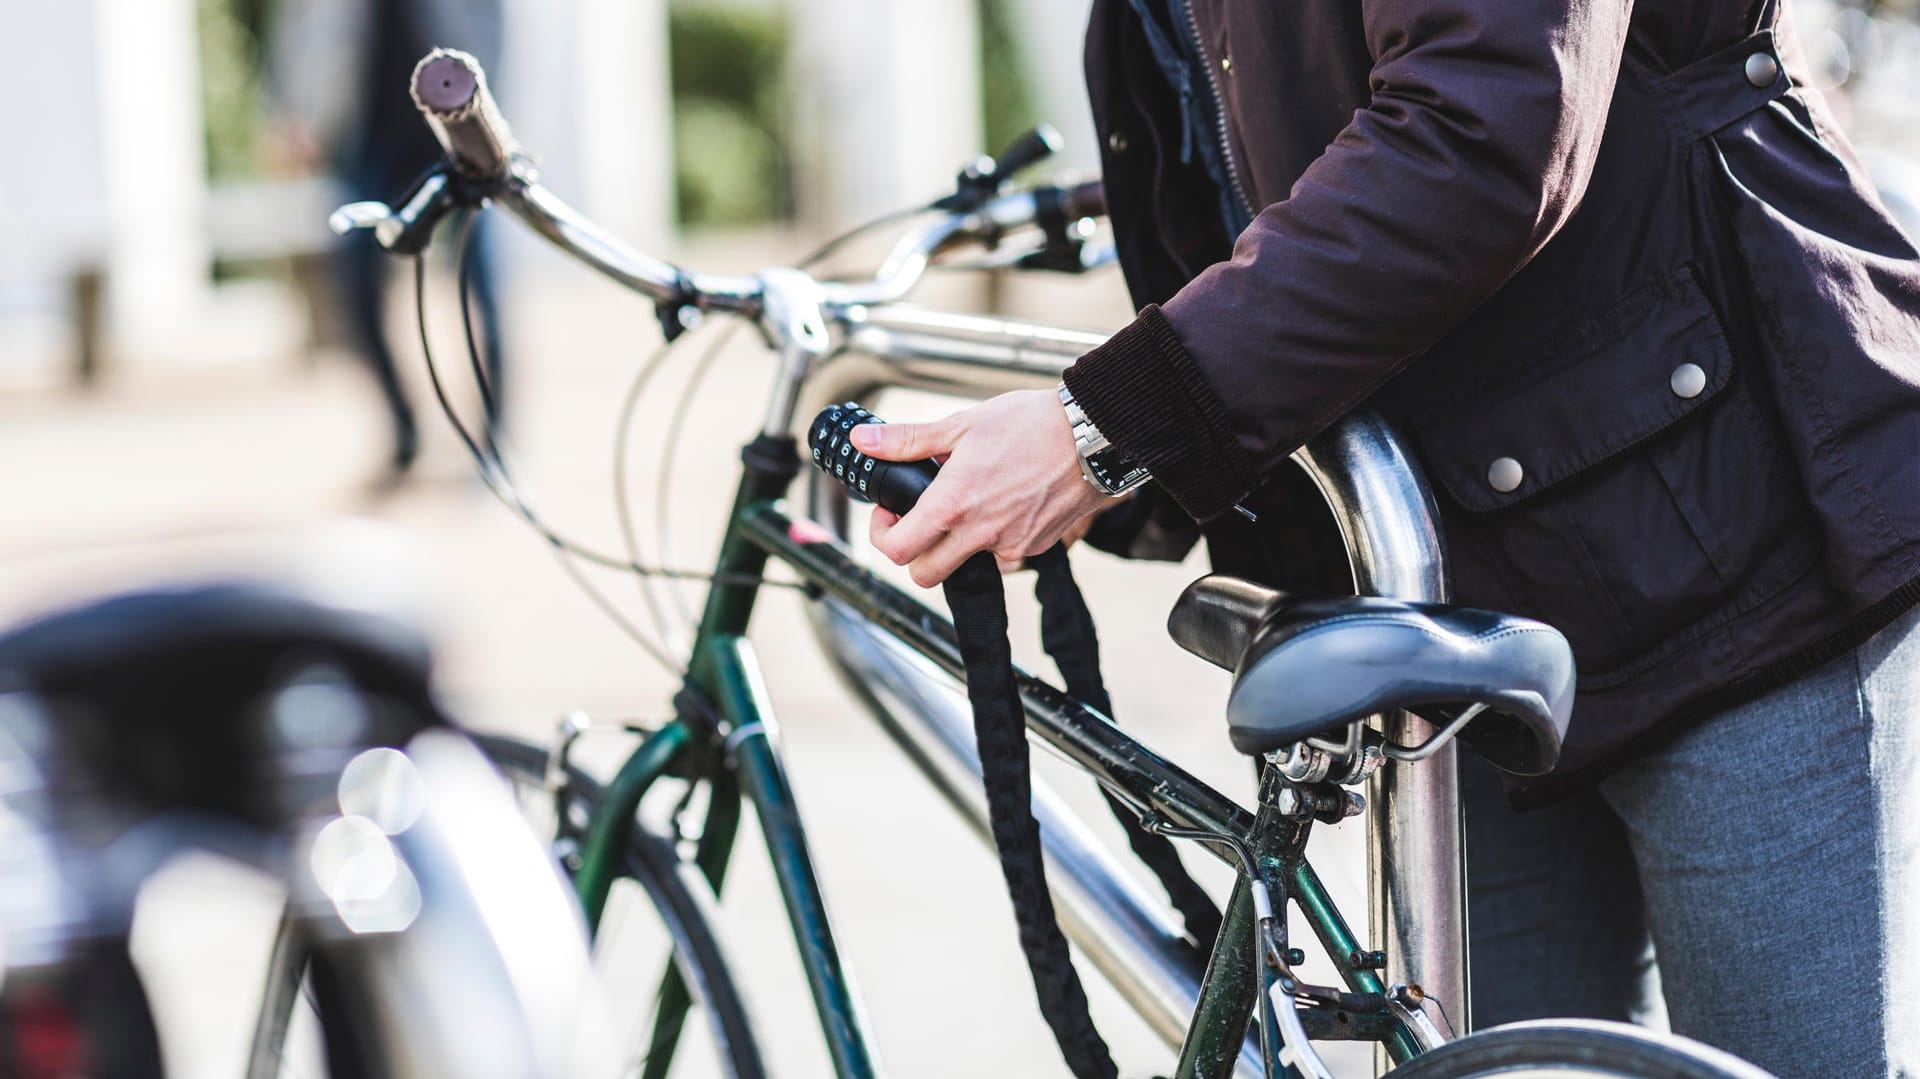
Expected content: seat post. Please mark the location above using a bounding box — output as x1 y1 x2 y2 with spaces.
1293 409 1468 1055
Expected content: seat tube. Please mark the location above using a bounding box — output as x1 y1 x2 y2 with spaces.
1292 411 1467 1061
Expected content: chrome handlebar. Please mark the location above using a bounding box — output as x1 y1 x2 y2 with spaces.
331 157 1102 325
491 163 765 317
332 48 1106 353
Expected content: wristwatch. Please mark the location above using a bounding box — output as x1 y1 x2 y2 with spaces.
1059 383 1151 497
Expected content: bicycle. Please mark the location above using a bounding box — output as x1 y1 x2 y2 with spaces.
0 573 616 1078
315 47 1781 1079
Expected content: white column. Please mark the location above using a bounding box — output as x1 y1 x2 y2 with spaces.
499 0 674 270
497 0 576 279
786 0 983 231
571 0 676 248
92 0 211 334
0 3 109 290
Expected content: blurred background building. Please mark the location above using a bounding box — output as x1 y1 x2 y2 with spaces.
0 1 1916 1076
3 0 1913 397
0 0 1105 389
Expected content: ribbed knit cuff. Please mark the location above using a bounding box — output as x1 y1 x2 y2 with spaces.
1062 305 1255 522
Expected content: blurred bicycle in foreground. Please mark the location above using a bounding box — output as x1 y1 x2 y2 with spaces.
0 561 617 1078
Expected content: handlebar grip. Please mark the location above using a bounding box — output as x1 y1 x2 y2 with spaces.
410 48 515 182
1062 180 1106 220
993 124 1063 181
807 403 940 516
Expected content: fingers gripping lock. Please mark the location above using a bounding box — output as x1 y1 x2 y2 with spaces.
807 403 941 516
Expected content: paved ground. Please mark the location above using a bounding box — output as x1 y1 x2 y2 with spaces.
0 236 1371 1077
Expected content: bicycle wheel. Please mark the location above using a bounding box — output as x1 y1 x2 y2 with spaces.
1387 1019 1777 1078
246 732 765 1079
470 732 767 1079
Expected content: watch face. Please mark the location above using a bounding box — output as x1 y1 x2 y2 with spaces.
1088 450 1149 493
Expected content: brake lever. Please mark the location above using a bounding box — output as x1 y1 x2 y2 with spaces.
931 123 1063 213
328 166 455 255
329 160 509 256
1016 219 1101 274
329 201 394 235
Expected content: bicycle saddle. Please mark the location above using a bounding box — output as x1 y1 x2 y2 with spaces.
1167 575 1574 775
0 580 444 825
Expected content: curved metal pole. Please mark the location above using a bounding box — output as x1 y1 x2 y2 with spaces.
1294 415 1467 1059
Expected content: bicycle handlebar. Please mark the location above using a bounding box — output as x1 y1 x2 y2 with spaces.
1058 180 1107 221
478 166 1103 320
350 49 1107 328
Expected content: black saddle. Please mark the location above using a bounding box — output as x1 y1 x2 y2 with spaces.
0 580 443 826
1167 576 1574 775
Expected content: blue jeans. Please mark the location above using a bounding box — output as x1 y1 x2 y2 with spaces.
1463 603 1920 1078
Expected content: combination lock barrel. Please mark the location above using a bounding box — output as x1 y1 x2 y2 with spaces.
806 403 940 516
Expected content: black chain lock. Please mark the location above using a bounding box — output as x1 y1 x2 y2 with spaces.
805 403 1222 1079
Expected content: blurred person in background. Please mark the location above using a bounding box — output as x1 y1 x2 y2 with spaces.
853 0 1920 1075
267 0 507 481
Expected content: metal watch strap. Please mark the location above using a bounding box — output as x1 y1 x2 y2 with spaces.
1059 384 1150 496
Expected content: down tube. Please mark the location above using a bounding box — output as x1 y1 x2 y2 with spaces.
741 502 1251 841
706 632 884 1079
746 501 1266 1077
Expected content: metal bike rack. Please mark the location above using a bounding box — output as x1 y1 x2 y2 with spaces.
794 306 1463 1076
1294 416 1467 1060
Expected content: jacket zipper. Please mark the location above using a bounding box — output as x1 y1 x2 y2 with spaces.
1179 0 1255 223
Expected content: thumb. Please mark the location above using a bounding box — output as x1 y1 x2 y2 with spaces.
851 416 958 461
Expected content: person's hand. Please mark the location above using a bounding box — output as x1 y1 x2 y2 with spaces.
262 119 323 178
986 494 1111 573
856 389 1113 586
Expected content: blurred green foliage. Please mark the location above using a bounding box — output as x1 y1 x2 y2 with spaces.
197 0 1040 227
199 0 271 181
670 4 792 227
978 0 1039 158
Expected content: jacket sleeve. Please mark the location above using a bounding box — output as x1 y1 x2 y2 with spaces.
1061 0 1634 521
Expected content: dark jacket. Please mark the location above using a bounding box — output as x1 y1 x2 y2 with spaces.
1061 0 1920 802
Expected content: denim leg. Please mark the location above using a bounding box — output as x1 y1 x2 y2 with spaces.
334 232 417 466
1462 750 1663 1030
1856 603 1920 1077
1599 604 1920 1078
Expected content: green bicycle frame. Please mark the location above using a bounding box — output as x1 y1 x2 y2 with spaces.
359 65 1466 1073
568 436 1420 1078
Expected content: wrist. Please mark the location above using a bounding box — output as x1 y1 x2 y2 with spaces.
1059 382 1151 497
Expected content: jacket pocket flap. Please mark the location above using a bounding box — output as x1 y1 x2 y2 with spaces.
1406 268 1733 513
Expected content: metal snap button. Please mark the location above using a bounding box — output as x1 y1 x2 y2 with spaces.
1670 362 1708 399
1107 131 1129 155
1487 457 1524 494
1744 52 1780 88
1221 54 1232 74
